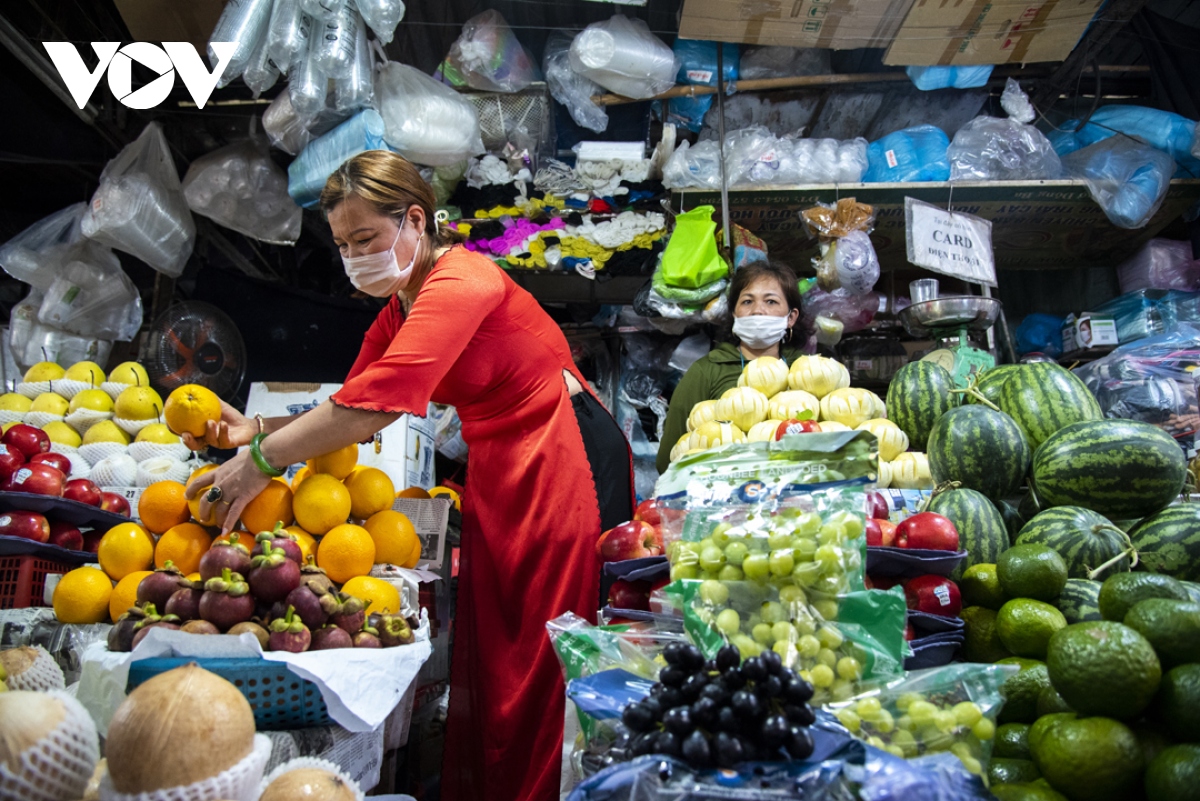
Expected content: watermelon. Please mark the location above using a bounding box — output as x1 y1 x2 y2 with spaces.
1031 419 1188 520
1015 506 1133 580
967 365 1020 407
995 499 1025 541
927 406 1030 501
928 488 1010 580
996 362 1102 451
886 361 957 451
1054 578 1103 623
1128 504 1200 582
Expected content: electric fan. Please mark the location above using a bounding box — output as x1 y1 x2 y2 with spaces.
142 301 247 399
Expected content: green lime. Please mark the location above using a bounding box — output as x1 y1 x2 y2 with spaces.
1145 744 1200 801
1047 620 1162 720
990 758 1041 786
995 722 1032 759
1032 716 1144 801
1028 712 1076 756
1152 663 1200 744
962 563 1007 609
998 544 1068 602
997 599 1068 659
1123 598 1200 669
961 605 1013 663
990 783 1069 801
1098 572 1189 622
998 657 1051 724
1036 684 1073 717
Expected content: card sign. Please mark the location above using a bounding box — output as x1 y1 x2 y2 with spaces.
905 197 997 287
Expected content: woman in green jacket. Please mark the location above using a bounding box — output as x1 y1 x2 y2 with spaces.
656 261 806 473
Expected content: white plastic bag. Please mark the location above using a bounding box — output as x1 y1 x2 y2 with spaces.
287 109 390 208
333 10 374 113
947 116 1062 181
312 2 360 80
267 0 310 73
662 139 722 190
1001 78 1036 124
544 30 607 133
37 241 142 341
353 0 405 45
376 61 484 166
80 122 195 278
568 15 677 100
444 10 538 93
833 230 880 295
208 0 273 88
183 139 302 245
0 203 86 291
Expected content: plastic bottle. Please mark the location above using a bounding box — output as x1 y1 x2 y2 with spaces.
313 3 358 79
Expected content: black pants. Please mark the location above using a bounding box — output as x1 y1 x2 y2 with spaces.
572 392 634 533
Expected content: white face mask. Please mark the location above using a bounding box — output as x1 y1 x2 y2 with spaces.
733 314 789 349
341 216 423 297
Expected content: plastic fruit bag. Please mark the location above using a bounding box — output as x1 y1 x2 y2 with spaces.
569 15 678 101
353 0 405 45
37 240 142 341
80 122 195 278
442 9 539 93
207 0 274 88
658 205 726 289
183 138 302 245
287 108 389 208
1062 136 1176 229
376 61 484 166
0 203 86 291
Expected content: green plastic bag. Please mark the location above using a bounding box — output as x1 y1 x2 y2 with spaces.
652 268 728 305
659 205 728 289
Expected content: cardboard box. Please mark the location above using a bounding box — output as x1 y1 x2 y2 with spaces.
884 0 1104 66
678 0 915 50
244 382 436 492
1061 314 1118 353
113 0 225 51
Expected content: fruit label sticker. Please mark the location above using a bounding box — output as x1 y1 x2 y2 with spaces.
933 583 952 608
904 197 996 287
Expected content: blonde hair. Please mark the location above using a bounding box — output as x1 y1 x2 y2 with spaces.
320 150 464 290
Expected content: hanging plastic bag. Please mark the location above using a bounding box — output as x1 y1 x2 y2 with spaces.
802 198 877 293
0 203 86 291
863 125 950 183
569 15 677 101
241 27 279 96
311 2 360 80
1062 136 1176 229
262 91 314 155
183 138 302 245
208 0 274 88
441 10 539 93
300 0 346 21
658 205 726 289
37 240 142 341
947 116 1062 181
287 109 389 208
81 122 195 278
353 0 405 45
1000 78 1035 124
544 30 607 133
1055 105 1200 174
289 30 330 117
660 40 738 133
833 230 880 295
332 12 374 113
266 0 310 73
905 65 993 91
376 61 484 166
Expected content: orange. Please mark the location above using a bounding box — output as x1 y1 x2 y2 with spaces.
185 464 219 526
364 510 421 568
290 465 312 491
341 576 401 616
185 572 201 583
163 384 221 438
308 443 358 481
293 474 352 535
344 467 395 520
396 486 431 499
283 525 317 562
109 570 153 621
137 481 191 534
212 529 252 549
154 522 213 575
240 478 294 534
53 566 113 623
98 522 156 581
316 523 376 583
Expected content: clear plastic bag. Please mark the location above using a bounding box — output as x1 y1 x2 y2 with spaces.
37 241 142 341
207 0 274 89
300 0 346 21
312 2 360 79
0 203 86 291
793 137 870 183
352 0 405 45
241 26 279 96
287 108 389 208
183 139 302 245
289 30 331 117
1062 136 1176 229
376 61 485 166
1089 288 1176 343
1000 78 1035 125
863 125 951 183
1117 238 1200 293
833 230 880 295
906 65 993 91
266 0 310 74
544 30 607 133
662 139 722 190
569 15 678 101
947 116 1062 181
332 12 373 113
262 90 315 155
739 46 830 80
444 10 539 93
801 288 880 335
80 122 195 277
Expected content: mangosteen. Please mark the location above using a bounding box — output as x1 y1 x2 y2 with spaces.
180 619 220 635
198 568 255 632
267 606 311 653
310 625 353 650
198 532 253 581
285 582 329 631
248 544 302 604
131 621 180 649
253 523 303 564
326 593 366 635
129 605 182 650
135 562 187 610
378 614 414 647
299 557 334 595
163 584 204 621
107 606 148 652
227 621 270 649
353 623 382 648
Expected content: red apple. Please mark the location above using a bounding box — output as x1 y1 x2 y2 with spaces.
7 462 65 497
904 575 962 617
894 512 960 551
865 519 882 547
0 444 24 483
0 510 50 543
633 499 664 527
47 521 84 550
63 478 103 507
775 419 821 439
866 491 890 521
865 519 899 547
607 578 651 611
30 452 71 475
100 492 131 517
596 520 663 562
82 529 104 553
1 424 50 459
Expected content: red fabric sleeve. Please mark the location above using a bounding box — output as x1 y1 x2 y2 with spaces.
345 296 405 383
332 253 505 416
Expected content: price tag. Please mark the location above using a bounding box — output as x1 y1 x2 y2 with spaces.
904 197 997 287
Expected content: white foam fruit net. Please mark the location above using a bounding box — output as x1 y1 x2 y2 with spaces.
113 417 158 437
101 381 135 401
65 408 114 435
0 690 100 801
79 442 129 468
17 381 56 399
259 757 365 801
23 411 64 429
5 645 66 691
55 379 99 400
0 410 25 425
88 453 138 487
135 459 191 488
99 733 272 801
128 441 191 463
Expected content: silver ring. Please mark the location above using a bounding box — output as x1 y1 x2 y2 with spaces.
206 486 223 503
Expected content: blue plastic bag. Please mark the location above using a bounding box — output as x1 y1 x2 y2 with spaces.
906 65 993 91
1049 106 1200 175
1014 312 1065 356
864 125 951 182
1062 136 1176 229
659 40 738 133
286 109 391 208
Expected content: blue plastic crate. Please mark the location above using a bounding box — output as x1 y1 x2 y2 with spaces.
126 657 331 730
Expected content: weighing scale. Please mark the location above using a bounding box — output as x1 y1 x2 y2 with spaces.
898 296 1004 388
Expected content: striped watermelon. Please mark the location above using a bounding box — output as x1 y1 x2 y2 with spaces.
1031 419 1187 520
967 365 1020 407
996 362 1102 450
1128 504 1200 582
1015 506 1133 580
886 361 958 451
927 406 1030 501
1054 578 1103 623
928 488 1010 580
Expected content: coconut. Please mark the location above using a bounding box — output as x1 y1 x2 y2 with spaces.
104 664 256 794
259 758 364 801
0 690 100 801
0 646 65 691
